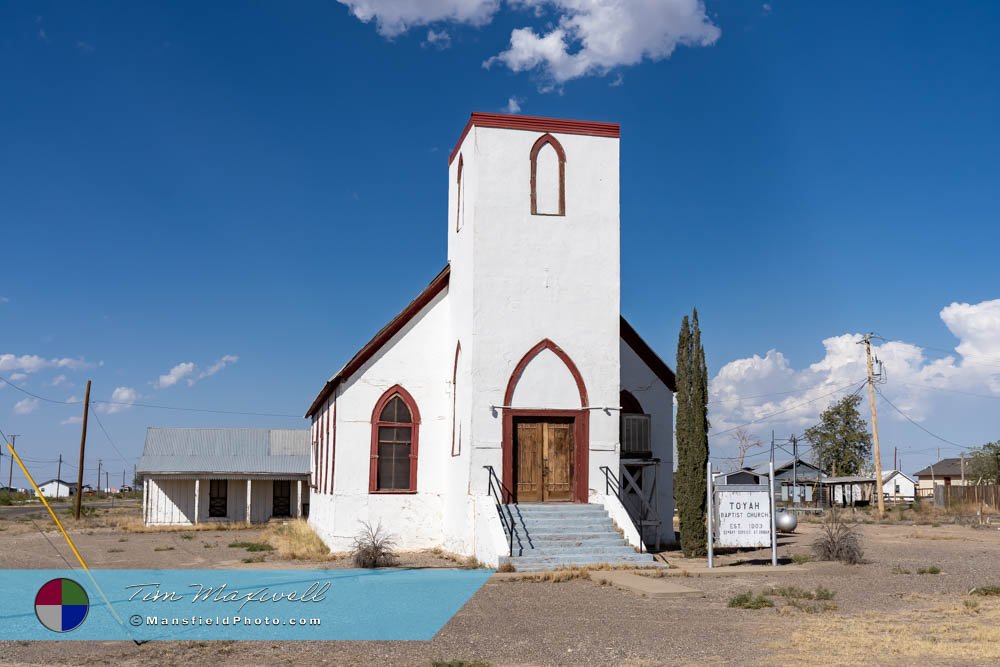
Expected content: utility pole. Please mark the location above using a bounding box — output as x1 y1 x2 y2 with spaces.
7 434 17 489
961 452 965 485
894 446 897 472
56 455 63 498
791 434 798 506
96 459 102 495
74 380 91 520
862 333 886 517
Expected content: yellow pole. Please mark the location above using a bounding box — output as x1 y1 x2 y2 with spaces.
5 441 126 628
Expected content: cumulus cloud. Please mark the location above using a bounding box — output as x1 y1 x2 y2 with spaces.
708 299 1000 462
486 0 721 84
337 0 499 37
155 362 195 389
423 28 452 48
98 386 139 414
50 374 68 387
503 95 523 113
0 354 93 374
61 415 83 426
13 398 39 414
152 355 238 389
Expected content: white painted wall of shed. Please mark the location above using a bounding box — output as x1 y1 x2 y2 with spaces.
455 125 622 499
146 478 195 525
37 480 73 497
620 338 676 546
883 472 916 499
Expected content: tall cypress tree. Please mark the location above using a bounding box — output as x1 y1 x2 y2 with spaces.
676 309 710 557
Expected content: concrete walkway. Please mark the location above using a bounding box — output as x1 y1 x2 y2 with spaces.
592 571 702 598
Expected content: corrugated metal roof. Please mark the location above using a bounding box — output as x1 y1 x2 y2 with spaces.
137 428 310 475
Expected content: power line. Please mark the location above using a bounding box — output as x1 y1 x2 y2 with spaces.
897 382 1000 401
88 410 134 463
711 378 867 438
0 372 302 418
874 385 975 451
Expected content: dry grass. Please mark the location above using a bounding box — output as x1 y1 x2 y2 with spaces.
505 568 592 583
906 531 959 541
772 598 1000 665
262 520 333 560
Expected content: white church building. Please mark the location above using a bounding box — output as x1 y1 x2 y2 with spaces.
306 113 676 569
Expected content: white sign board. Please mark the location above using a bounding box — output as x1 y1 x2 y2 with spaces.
715 490 773 548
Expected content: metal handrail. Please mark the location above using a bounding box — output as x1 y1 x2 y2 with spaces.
484 465 515 557
600 465 657 554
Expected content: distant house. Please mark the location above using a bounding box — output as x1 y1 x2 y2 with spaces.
137 428 310 526
37 479 77 497
882 470 916 502
821 476 876 506
913 458 972 497
749 458 827 503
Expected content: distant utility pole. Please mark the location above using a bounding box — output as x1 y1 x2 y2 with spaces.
791 434 798 506
96 459 102 495
961 452 965 485
861 333 885 517
104 471 109 493
56 455 63 498
74 380 91 520
7 435 18 489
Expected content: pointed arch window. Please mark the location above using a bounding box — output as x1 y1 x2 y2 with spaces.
369 386 420 493
456 154 465 232
530 133 566 216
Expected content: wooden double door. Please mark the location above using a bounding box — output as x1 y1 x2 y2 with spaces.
514 418 574 502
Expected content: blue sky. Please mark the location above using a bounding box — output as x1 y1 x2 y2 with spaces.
2 1 998 486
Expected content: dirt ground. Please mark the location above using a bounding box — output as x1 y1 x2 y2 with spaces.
2 506 1000 666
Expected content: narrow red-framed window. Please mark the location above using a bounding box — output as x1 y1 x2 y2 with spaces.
530 133 566 216
456 154 464 232
451 341 462 457
369 385 421 493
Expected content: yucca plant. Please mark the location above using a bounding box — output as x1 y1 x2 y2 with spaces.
812 509 864 564
351 520 398 568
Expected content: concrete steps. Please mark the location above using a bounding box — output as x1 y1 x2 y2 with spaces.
500 503 660 572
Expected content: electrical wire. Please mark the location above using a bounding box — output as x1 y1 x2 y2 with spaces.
88 410 135 463
897 382 1000 401
874 385 975 451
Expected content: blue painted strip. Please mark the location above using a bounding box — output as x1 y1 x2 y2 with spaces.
0 569 493 640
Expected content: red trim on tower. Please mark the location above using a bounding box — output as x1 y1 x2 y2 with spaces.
449 112 620 165
305 266 450 417
503 338 589 407
530 133 566 216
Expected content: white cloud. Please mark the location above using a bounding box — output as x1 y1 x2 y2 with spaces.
50 374 68 387
423 28 452 48
337 0 499 37
503 95 523 113
13 398 40 415
486 0 721 84
708 299 1000 462
155 362 195 389
190 355 239 385
98 386 138 414
0 354 93 374
61 415 83 426
9 373 28 382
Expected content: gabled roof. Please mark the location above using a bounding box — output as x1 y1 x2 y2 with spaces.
137 428 310 475
38 479 75 487
882 470 916 484
913 458 965 478
305 264 679 417
449 112 621 164
750 458 826 476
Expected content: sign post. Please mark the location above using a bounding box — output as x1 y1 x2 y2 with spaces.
706 461 714 569
769 460 778 566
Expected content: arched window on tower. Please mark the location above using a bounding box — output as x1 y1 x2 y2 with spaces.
530 133 566 216
456 154 465 232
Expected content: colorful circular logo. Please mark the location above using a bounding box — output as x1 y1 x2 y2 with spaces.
35 578 89 633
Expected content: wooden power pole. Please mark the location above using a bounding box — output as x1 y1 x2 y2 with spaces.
863 334 885 517
74 380 91 520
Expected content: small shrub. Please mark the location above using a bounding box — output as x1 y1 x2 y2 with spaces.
241 555 266 564
917 566 941 575
814 586 835 600
788 599 838 614
263 520 331 560
117 537 128 543
153 546 174 552
964 600 980 612
812 510 864 564
791 553 814 564
496 561 515 573
431 661 490 667
350 521 397 568
970 586 1000 597
728 591 774 609
107 548 124 553
892 565 912 574
180 534 193 540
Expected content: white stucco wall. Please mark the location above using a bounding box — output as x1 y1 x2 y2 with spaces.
308 289 457 552
620 337 676 546
452 125 622 499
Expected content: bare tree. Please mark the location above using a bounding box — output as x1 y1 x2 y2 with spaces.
732 427 763 468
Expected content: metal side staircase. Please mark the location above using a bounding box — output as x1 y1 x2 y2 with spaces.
501 503 660 572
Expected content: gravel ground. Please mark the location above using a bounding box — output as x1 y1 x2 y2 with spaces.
2 512 999 666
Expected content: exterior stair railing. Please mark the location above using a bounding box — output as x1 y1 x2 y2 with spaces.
600 465 662 553
484 465 516 557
